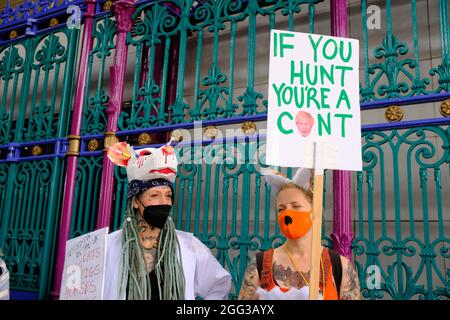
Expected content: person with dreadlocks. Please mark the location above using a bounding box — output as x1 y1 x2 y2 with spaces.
103 141 231 300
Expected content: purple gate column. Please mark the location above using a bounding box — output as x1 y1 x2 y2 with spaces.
51 0 97 299
96 0 135 229
330 0 354 260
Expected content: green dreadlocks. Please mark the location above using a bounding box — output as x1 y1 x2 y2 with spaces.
118 200 185 300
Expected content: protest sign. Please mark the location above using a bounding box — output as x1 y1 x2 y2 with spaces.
266 30 361 171
60 227 109 300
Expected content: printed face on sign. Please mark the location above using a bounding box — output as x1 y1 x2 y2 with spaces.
295 111 314 137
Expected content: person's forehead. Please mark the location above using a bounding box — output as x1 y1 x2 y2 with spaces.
277 188 308 200
143 186 172 193
278 200 305 205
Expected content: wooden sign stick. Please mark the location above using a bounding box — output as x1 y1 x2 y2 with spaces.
309 142 324 300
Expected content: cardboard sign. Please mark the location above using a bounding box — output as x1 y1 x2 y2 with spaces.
60 227 109 300
266 30 362 171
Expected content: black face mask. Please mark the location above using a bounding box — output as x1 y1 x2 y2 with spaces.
141 204 172 229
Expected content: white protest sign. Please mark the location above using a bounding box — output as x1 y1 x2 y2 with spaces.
266 30 362 171
60 227 109 300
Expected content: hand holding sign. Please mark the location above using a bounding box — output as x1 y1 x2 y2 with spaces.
266 30 362 300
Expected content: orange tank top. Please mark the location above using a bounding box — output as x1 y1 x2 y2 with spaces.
259 248 339 300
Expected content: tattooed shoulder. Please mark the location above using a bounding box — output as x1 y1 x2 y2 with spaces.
238 255 260 300
341 257 361 300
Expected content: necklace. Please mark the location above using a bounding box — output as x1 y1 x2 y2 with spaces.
283 245 326 298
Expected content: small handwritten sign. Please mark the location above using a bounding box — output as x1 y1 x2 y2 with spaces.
60 227 108 300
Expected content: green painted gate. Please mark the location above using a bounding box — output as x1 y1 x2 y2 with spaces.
0 26 79 298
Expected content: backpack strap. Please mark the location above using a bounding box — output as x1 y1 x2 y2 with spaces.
329 249 343 298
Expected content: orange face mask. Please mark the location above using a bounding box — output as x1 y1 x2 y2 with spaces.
277 209 312 240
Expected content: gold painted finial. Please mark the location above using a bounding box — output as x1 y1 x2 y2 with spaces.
440 99 450 117
32 145 43 156
138 133 152 146
9 30 18 39
385 105 404 122
204 125 218 139
103 0 113 11
49 18 59 27
87 139 100 151
242 121 257 135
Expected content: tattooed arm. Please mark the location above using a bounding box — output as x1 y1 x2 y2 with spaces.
238 255 260 300
340 256 361 300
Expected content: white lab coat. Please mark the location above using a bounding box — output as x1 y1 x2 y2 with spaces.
103 229 231 300
0 257 9 300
